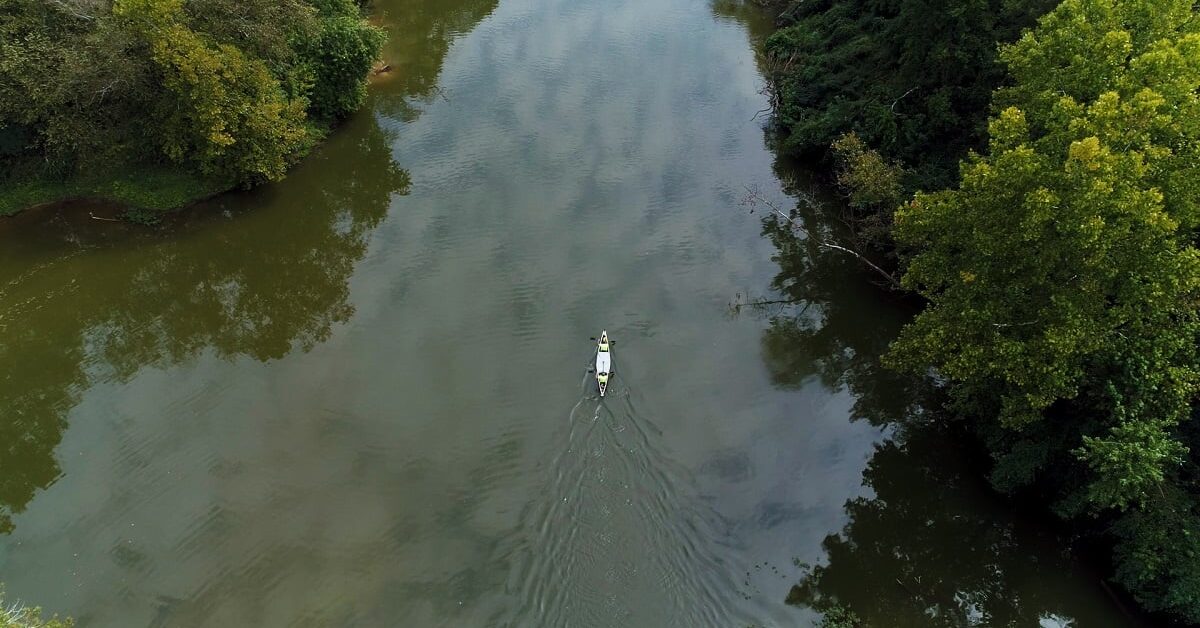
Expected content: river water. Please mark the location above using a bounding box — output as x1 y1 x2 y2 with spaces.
0 0 1140 626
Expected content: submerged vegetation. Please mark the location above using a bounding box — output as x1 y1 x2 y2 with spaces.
765 0 1200 622
0 0 384 215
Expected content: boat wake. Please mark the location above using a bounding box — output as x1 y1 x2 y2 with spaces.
497 384 751 627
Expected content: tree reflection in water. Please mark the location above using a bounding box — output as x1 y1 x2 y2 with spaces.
0 0 505 537
786 424 1117 626
751 184 920 428
752 180 1128 626
0 117 408 535
372 0 500 121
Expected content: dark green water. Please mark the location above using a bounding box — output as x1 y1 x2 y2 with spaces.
0 0 1140 626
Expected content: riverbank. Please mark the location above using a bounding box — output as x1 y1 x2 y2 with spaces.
0 166 230 220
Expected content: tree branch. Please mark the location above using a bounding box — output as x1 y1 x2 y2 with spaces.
46 0 101 21
741 185 902 289
890 86 919 114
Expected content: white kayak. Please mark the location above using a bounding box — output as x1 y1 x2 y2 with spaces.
595 330 612 397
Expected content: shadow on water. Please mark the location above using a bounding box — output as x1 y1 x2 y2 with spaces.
748 174 1140 626
711 0 778 41
751 182 921 428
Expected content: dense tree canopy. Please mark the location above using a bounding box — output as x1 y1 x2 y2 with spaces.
0 0 382 186
763 0 1057 190
115 0 312 181
887 0 1200 620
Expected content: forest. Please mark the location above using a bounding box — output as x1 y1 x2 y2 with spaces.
0 0 383 215
764 0 1200 622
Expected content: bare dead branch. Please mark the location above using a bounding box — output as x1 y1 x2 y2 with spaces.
890 86 919 114
728 293 812 319
741 185 902 289
992 321 1039 328
46 0 102 21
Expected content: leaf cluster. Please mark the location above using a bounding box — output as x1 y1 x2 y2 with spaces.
828 132 904 252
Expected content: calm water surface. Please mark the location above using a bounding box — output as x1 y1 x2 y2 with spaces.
0 0 1139 625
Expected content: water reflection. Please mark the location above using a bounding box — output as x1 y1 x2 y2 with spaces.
785 423 1131 627
0 0 507 538
0 0 1137 624
0 115 409 535
752 181 918 427
372 0 500 119
756 181 1136 626
711 0 776 40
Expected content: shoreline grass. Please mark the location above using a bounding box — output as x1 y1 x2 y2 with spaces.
0 167 233 218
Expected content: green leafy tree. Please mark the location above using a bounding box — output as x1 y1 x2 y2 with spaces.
184 0 319 72
0 0 155 173
829 132 904 252
830 133 902 211
303 0 386 120
114 0 311 183
1109 484 1200 619
886 0 1200 620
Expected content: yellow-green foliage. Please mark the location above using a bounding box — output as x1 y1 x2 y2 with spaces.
113 0 309 183
887 0 1200 620
830 132 903 210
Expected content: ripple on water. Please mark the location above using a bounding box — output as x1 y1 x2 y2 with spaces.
494 383 761 628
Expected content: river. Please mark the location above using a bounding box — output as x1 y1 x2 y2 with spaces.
0 0 1140 626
